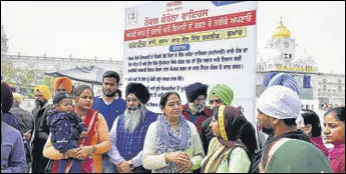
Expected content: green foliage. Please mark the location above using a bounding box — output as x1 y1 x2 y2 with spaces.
1 61 45 93
43 76 54 89
28 93 34 98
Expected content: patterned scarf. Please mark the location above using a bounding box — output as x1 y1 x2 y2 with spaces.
155 115 192 173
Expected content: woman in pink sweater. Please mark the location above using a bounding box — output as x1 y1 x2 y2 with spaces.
324 107 345 173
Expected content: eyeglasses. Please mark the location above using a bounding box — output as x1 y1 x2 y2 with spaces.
126 98 138 102
35 94 43 98
209 99 222 105
194 98 206 102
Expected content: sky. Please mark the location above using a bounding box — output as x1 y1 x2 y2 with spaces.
1 1 345 74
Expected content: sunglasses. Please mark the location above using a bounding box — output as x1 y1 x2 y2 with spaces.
56 89 67 92
209 99 222 104
35 94 43 97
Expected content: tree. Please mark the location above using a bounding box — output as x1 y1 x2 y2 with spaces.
43 76 54 89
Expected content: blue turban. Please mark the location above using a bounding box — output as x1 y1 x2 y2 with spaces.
268 73 300 95
185 82 208 103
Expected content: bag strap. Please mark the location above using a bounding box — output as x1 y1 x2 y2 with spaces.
227 145 246 162
64 111 98 173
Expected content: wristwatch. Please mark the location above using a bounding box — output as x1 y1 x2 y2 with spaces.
128 160 134 169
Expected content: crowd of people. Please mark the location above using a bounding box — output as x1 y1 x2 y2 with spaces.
1 71 344 173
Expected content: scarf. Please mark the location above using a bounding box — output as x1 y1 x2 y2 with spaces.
329 144 345 173
201 106 249 173
329 144 345 160
310 136 329 157
51 109 98 173
155 115 192 173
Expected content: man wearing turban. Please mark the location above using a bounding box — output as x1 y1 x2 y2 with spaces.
1 81 24 133
182 82 212 153
31 85 51 173
267 73 305 127
2 81 31 171
1 86 27 173
53 77 73 95
251 74 306 173
201 84 234 154
256 85 332 173
107 83 158 173
207 84 234 108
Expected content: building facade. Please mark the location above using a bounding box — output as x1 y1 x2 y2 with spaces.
1 25 123 95
256 19 345 111
1 25 8 56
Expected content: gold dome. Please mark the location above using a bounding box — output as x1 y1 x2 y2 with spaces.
272 18 291 39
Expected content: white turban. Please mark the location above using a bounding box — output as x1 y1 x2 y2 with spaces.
258 85 301 120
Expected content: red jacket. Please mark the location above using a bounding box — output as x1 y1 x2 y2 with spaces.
182 104 212 135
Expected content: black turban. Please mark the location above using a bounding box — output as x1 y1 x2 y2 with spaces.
126 83 150 104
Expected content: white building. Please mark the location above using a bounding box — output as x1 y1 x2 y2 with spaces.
256 19 345 112
1 25 8 56
1 25 123 94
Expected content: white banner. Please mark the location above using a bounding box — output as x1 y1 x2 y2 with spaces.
123 1 258 124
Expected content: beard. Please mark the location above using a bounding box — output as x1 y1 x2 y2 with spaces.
103 89 116 97
262 127 274 136
189 103 205 114
124 104 146 133
35 99 47 107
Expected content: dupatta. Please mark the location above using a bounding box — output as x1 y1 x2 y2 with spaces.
51 109 98 173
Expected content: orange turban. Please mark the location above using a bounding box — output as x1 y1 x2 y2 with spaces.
34 85 52 100
54 77 72 94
